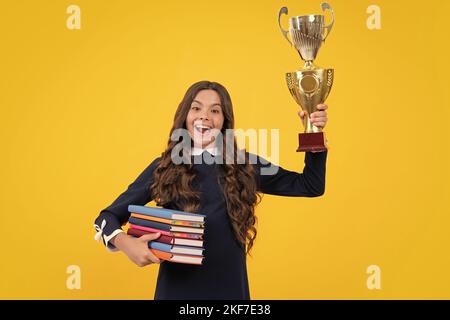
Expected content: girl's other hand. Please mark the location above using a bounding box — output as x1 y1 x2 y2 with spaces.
113 232 162 267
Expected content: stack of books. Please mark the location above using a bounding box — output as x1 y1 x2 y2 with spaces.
126 205 206 265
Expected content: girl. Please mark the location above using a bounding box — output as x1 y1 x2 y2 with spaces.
94 80 328 300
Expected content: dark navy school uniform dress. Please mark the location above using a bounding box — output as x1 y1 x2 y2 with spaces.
94 150 327 299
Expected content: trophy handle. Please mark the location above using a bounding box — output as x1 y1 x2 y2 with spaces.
278 7 292 46
321 2 334 42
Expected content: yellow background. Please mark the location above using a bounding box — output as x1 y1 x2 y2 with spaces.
1 0 449 299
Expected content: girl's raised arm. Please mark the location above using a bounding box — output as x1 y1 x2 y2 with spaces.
255 151 327 197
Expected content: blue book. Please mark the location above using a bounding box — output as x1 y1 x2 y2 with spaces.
148 241 204 256
128 205 205 223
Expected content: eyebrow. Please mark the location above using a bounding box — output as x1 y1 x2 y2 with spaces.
192 100 222 107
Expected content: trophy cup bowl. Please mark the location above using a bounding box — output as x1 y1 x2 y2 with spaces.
278 2 334 152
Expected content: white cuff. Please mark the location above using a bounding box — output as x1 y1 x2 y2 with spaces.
94 219 124 253
103 229 125 252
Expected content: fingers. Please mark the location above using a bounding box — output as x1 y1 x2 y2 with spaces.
136 251 161 267
299 104 328 128
146 251 161 264
311 113 328 122
316 103 328 110
139 232 161 242
310 114 327 128
311 113 327 126
311 111 327 118
311 104 327 127
136 233 162 265
311 104 328 128
311 104 328 118
299 104 327 118
311 115 327 122
311 121 326 128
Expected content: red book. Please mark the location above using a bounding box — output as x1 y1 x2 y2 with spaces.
127 227 204 247
127 223 203 240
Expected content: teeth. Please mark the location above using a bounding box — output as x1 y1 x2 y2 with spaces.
194 124 211 134
195 124 211 129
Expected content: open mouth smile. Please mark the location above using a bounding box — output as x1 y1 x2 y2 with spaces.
194 124 212 134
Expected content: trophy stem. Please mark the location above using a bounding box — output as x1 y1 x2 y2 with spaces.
303 61 316 70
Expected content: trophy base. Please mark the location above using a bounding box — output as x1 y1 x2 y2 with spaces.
297 132 328 153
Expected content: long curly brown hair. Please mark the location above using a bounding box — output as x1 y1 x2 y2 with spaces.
150 80 262 255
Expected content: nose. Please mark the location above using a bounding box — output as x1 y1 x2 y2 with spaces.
199 110 209 120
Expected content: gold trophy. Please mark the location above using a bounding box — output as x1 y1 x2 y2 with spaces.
278 2 334 152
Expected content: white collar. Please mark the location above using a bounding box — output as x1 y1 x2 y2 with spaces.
191 146 220 156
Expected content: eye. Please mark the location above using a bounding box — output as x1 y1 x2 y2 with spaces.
211 109 220 114
191 105 200 111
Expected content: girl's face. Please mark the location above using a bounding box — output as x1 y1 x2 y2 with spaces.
186 89 225 148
